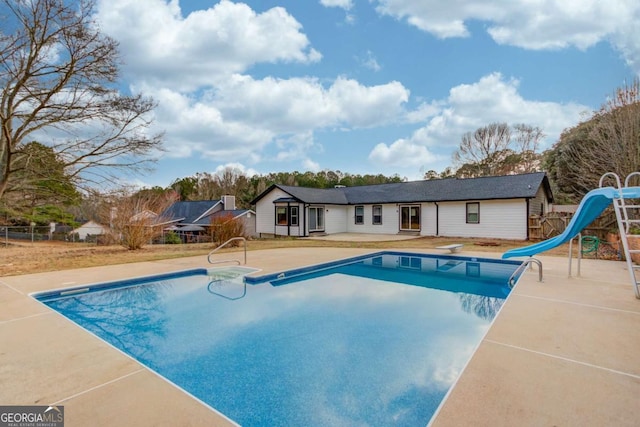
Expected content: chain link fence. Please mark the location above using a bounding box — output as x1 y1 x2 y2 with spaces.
0 225 82 246
0 226 215 246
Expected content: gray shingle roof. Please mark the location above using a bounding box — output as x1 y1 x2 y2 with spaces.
161 200 220 223
276 185 349 204
253 172 552 205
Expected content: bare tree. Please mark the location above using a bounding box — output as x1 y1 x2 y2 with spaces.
100 188 176 250
589 79 640 181
214 166 249 198
512 124 545 172
453 122 512 176
451 122 547 177
0 0 163 199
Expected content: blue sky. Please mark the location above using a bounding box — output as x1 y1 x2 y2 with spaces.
92 0 638 187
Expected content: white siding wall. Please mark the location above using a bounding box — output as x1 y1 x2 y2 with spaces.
256 188 530 239
73 221 108 240
438 199 528 240
421 203 438 236
323 206 348 234
345 204 401 234
255 188 305 237
255 188 283 236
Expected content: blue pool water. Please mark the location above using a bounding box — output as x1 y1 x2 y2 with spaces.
36 252 521 427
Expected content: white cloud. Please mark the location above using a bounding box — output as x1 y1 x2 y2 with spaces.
303 158 322 172
360 50 382 72
373 0 640 72
274 132 317 162
96 0 321 90
143 84 272 162
369 72 589 170
320 0 354 10
405 101 441 123
611 20 640 72
213 163 259 177
326 77 409 127
369 138 442 167
442 73 589 142
216 74 408 130
143 75 409 164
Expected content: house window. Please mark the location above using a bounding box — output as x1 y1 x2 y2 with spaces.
276 206 287 225
372 205 382 225
466 202 480 224
355 205 364 224
276 206 298 226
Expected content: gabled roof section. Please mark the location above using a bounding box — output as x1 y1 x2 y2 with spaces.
193 209 255 226
251 172 553 205
161 200 221 223
277 185 349 204
250 183 348 205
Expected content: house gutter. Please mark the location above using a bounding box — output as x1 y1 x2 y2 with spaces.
434 202 439 236
287 201 291 237
526 198 530 240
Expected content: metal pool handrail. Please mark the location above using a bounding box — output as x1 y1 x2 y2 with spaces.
508 257 543 287
207 236 247 265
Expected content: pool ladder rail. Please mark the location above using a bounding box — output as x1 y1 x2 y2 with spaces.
600 171 640 299
207 236 247 265
508 257 543 288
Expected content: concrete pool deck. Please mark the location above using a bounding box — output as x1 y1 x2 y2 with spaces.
1 246 639 426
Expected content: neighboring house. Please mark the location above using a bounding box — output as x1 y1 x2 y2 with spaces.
160 195 256 240
251 172 553 241
71 220 109 241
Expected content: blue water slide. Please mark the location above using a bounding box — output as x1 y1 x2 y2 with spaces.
502 187 640 259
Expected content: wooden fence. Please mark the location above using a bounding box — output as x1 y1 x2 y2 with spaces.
528 209 618 240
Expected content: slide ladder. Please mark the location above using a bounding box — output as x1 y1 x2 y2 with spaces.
604 172 640 299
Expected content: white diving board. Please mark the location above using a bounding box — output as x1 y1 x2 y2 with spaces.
436 244 463 253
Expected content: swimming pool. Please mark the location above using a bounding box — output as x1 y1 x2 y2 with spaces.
35 252 522 426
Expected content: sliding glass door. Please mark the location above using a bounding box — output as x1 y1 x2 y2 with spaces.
309 206 324 232
400 205 420 231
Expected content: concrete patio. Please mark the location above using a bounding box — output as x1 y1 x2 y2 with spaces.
1 246 639 426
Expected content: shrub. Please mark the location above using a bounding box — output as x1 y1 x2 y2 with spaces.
164 230 182 244
209 214 245 246
99 188 176 250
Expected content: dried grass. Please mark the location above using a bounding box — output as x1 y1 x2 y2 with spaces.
0 236 573 277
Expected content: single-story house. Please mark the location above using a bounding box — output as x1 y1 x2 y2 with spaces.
251 172 553 241
160 195 256 241
71 220 109 241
